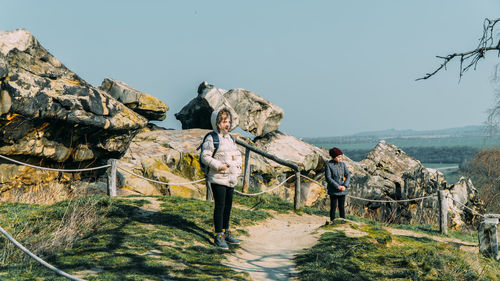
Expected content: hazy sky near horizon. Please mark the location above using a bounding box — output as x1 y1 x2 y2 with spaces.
2 0 500 137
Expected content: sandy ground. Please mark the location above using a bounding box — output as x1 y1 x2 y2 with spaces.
223 212 327 281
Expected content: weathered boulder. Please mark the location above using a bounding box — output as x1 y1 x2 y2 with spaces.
253 130 328 173
0 29 147 163
175 81 283 136
224 88 284 136
116 126 210 198
446 177 484 228
175 82 236 130
99 78 168 121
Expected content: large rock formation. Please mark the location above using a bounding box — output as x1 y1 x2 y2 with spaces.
175 81 284 136
0 29 147 202
99 78 168 121
0 29 147 163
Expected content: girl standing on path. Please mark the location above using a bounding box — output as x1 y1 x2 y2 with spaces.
201 108 243 249
325 147 351 223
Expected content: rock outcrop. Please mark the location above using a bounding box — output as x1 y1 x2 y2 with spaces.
116 126 209 198
175 82 237 130
223 88 284 136
0 29 147 163
253 131 328 172
175 81 284 136
99 78 168 121
0 29 148 202
447 177 484 228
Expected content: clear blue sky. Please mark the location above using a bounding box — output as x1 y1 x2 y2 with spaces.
2 0 499 137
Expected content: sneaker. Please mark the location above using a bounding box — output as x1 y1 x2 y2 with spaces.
224 231 241 244
214 233 228 249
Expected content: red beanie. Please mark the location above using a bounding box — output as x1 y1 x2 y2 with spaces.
329 147 343 158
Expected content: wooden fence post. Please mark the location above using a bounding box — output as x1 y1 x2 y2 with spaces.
478 214 499 260
438 190 448 234
107 159 117 197
242 148 250 193
294 171 301 210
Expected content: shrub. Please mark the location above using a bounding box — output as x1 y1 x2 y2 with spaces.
461 147 500 213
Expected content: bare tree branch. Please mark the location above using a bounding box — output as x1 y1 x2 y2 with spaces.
417 18 500 81
487 65 500 136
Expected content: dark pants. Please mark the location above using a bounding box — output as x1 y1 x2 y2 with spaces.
211 183 234 233
330 194 346 220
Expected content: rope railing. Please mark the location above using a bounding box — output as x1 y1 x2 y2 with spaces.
117 164 295 197
0 225 86 281
347 194 437 203
116 165 205 185
234 174 296 196
448 196 486 218
301 175 437 203
0 154 110 172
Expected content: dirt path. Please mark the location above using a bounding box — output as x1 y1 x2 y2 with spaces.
223 212 327 281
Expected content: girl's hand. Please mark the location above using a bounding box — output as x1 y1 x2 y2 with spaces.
219 164 229 171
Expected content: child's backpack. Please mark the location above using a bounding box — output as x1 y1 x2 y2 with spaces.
198 131 234 176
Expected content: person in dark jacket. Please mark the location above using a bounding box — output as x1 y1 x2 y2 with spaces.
325 147 351 223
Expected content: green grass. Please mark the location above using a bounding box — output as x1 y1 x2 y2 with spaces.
295 223 500 281
333 213 479 243
0 193 494 281
233 185 329 216
387 222 478 243
0 195 271 280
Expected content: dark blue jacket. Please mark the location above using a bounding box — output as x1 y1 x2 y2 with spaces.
325 160 351 196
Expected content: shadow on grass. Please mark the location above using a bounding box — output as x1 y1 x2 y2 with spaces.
38 200 246 280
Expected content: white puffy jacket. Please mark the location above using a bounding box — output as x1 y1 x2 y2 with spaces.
201 109 242 187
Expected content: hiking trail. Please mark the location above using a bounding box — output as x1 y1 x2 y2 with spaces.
223 212 327 281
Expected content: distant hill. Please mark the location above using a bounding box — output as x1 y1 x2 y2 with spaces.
303 125 499 164
350 125 491 138
303 125 498 144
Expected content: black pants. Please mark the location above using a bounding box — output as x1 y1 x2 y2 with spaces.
211 183 234 233
330 194 346 220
